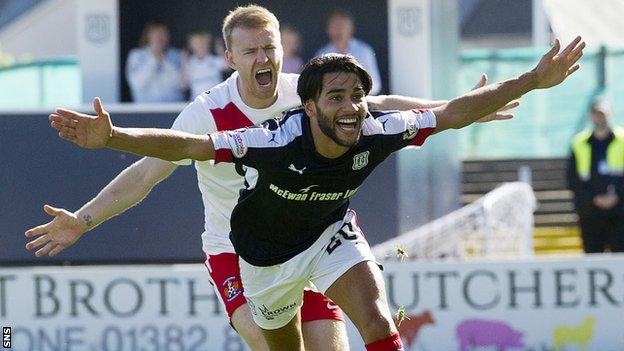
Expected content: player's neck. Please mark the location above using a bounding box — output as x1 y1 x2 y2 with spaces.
241 93 278 109
237 82 278 109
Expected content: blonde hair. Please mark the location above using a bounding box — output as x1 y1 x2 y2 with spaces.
222 5 280 50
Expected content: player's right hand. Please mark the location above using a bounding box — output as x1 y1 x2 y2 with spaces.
532 36 585 89
25 205 88 257
49 97 113 149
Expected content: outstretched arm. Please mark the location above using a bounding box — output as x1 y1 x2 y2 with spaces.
51 98 216 161
25 157 177 257
367 73 518 123
366 95 446 110
107 127 215 161
432 36 585 133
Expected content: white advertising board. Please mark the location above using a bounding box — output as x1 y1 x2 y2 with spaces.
377 256 624 351
0 265 244 351
1 255 623 350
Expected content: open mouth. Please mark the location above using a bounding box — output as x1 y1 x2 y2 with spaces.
255 68 272 87
336 117 359 133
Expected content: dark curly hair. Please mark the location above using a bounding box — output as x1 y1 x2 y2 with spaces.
297 54 372 104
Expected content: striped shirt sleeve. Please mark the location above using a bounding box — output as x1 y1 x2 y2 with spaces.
209 126 276 165
403 109 437 147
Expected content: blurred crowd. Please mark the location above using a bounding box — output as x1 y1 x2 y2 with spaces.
125 9 381 103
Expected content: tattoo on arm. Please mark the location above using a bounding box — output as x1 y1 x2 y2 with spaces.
82 214 94 228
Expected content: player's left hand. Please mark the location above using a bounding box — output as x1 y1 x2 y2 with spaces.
532 36 585 89
24 205 87 257
49 97 113 149
470 73 520 123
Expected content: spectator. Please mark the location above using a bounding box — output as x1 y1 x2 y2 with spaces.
567 98 624 253
280 25 304 74
125 22 183 102
314 9 381 95
182 31 227 99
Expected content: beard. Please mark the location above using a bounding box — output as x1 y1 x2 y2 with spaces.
315 103 361 148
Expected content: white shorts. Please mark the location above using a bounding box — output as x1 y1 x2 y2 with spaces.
239 209 376 330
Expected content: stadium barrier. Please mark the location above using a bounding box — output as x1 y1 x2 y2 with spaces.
1 255 622 350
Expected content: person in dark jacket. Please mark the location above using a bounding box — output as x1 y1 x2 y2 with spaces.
568 98 624 253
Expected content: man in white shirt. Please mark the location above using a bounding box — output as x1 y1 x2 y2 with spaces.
183 31 228 99
315 9 382 95
125 22 184 103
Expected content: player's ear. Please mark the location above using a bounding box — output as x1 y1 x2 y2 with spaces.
304 99 316 118
225 50 236 70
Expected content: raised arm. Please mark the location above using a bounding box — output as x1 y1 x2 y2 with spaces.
432 36 585 133
366 94 446 110
107 127 215 161
367 73 518 122
51 98 215 161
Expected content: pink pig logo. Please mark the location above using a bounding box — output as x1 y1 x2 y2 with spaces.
456 319 525 351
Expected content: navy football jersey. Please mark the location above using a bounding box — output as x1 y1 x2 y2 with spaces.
210 108 436 266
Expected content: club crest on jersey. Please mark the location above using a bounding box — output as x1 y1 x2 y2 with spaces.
229 132 247 158
352 151 370 170
221 276 243 302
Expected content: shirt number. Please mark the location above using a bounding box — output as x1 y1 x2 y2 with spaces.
326 222 359 255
